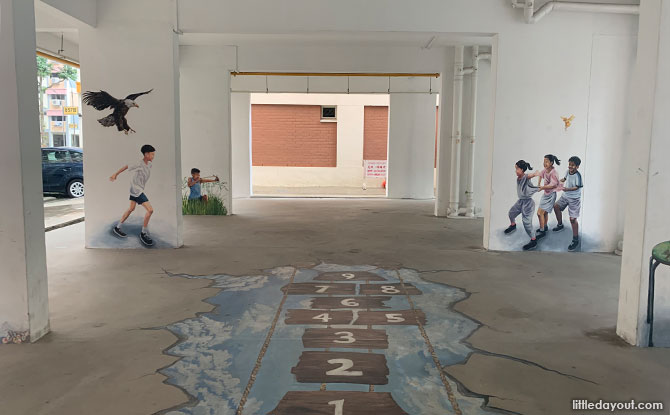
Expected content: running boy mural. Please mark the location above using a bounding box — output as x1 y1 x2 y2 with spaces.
110 144 155 246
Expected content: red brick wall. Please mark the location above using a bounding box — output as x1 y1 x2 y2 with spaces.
363 106 389 160
251 104 337 167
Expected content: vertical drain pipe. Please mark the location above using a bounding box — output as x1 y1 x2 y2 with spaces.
448 46 464 217
465 46 479 218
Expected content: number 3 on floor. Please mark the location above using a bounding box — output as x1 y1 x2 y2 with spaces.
333 331 356 344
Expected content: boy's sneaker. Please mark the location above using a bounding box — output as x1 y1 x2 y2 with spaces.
553 224 564 232
568 238 580 252
504 224 517 235
113 226 127 237
140 231 154 247
536 229 547 240
523 239 537 251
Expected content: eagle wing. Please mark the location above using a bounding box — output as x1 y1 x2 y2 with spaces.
125 89 153 101
82 90 120 111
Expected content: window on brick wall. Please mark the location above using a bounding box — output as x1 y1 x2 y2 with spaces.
321 106 336 120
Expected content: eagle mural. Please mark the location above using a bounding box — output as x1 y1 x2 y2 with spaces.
82 89 153 135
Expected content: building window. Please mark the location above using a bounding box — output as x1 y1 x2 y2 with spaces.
53 134 66 147
50 94 66 106
51 116 65 122
321 106 336 120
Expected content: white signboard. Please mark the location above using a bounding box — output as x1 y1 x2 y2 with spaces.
364 160 387 178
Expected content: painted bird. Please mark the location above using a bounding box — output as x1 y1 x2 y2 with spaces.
561 115 575 131
82 89 153 135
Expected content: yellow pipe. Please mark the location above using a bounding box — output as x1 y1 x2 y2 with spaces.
231 71 439 78
36 51 80 68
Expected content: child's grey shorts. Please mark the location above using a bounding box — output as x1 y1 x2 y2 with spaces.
539 192 557 212
556 194 581 218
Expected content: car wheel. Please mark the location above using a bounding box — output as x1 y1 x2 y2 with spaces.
67 179 84 198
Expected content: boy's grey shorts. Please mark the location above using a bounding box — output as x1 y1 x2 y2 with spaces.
556 194 581 218
538 192 557 212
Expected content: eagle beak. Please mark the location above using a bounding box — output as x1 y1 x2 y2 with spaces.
134 103 140 108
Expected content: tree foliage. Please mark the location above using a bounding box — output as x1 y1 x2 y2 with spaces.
58 65 78 82
36 56 52 91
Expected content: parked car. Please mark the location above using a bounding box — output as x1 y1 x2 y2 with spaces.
41 147 84 198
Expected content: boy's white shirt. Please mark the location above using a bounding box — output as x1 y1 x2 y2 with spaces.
127 159 152 197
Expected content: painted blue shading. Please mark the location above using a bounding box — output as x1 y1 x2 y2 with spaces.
89 220 172 249
161 264 495 415
161 269 293 415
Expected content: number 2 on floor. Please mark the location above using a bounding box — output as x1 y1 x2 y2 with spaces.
326 359 363 376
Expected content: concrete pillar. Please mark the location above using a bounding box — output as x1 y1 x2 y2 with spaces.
387 93 436 199
80 0 183 247
435 57 455 215
617 0 670 347
232 93 252 199
336 104 365 185
0 0 50 343
180 46 235 215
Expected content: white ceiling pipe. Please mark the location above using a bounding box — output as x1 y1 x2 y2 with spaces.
465 45 479 218
513 1 639 24
448 46 465 217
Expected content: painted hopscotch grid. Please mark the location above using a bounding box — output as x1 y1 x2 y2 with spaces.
160 265 495 414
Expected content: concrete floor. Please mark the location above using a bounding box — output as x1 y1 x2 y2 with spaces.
1 199 668 414
43 196 85 229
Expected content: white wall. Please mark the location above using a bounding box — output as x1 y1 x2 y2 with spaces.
231 92 251 199
39 0 96 27
582 35 636 251
387 93 436 199
484 17 637 252
80 0 183 248
0 0 49 342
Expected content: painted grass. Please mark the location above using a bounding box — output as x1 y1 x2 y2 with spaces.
182 177 228 216
182 195 227 215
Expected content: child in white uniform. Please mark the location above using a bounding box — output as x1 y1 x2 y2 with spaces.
553 156 583 251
